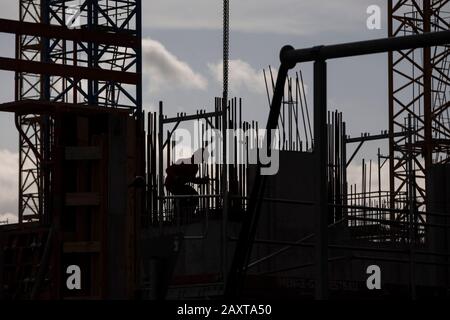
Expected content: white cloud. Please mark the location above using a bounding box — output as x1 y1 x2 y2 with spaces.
208 59 266 94
207 60 310 103
142 38 208 93
0 149 18 220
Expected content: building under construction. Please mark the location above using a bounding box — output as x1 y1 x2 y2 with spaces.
0 0 450 300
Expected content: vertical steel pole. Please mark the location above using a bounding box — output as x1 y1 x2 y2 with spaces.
407 115 417 299
314 59 329 299
41 0 50 101
378 148 382 215
136 0 143 114
41 0 51 224
147 114 151 223
158 102 164 234
343 122 347 213
0 234 3 299
16 12 22 224
423 0 432 209
87 0 94 105
388 0 396 224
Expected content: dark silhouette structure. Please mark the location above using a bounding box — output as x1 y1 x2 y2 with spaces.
0 0 450 300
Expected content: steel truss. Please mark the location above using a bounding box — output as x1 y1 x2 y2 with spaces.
389 0 450 220
16 0 142 224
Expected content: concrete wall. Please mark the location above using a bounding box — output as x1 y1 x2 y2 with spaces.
427 164 450 289
153 152 450 297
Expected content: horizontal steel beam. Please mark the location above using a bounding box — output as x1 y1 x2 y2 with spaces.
0 57 138 84
234 195 314 206
346 131 405 144
229 237 450 257
282 30 450 65
162 111 222 124
158 194 221 200
0 18 138 48
0 100 132 114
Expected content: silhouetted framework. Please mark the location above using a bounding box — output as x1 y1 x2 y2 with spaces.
17 0 46 224
2 1 450 302
16 0 142 224
389 0 450 217
149 94 312 224
225 29 450 300
0 0 143 300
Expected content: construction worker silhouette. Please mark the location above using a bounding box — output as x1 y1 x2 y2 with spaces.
165 146 210 220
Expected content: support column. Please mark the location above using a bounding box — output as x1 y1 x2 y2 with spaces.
314 59 329 300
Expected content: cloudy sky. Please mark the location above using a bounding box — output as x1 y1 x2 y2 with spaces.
0 0 389 222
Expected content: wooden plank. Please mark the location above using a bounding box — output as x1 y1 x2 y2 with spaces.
0 18 138 48
65 193 100 206
0 57 138 85
65 147 102 160
0 100 131 115
63 242 101 253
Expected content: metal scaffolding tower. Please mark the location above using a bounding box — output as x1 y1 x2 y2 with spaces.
17 0 47 224
0 0 143 299
389 0 450 218
16 0 142 224
1 0 450 300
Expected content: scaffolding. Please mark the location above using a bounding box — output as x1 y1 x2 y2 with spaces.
16 0 142 224
0 0 143 300
1 0 450 301
389 0 450 215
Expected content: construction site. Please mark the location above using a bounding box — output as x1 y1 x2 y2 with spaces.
0 0 450 300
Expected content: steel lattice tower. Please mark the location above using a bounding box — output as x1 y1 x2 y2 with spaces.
16 0 142 224
389 0 450 223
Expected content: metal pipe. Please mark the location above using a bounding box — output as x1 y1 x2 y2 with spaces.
282 30 450 64
229 237 450 257
232 195 313 206
332 203 450 218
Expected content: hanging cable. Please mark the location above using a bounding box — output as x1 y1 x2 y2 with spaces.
223 0 229 103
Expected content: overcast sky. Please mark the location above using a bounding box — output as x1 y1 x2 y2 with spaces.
0 0 389 221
